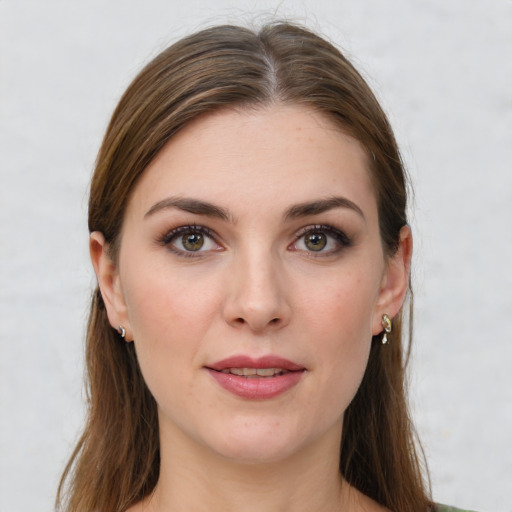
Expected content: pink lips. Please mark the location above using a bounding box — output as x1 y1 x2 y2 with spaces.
206 355 305 400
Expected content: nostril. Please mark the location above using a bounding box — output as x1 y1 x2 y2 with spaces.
233 317 280 327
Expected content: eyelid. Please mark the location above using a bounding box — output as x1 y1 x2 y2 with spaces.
158 224 223 256
159 224 213 243
290 224 352 254
157 223 351 257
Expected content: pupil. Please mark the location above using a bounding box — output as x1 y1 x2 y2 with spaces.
306 233 326 251
183 233 204 251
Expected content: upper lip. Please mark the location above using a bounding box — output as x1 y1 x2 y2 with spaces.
206 355 305 372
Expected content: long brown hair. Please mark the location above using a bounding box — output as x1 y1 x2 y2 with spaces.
57 22 430 512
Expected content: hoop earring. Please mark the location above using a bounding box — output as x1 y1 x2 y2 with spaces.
381 314 392 344
117 325 126 339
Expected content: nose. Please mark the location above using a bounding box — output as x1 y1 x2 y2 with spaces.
222 249 291 333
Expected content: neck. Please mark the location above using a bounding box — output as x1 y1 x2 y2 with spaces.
144 421 353 512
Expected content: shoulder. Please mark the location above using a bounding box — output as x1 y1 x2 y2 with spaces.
434 504 478 512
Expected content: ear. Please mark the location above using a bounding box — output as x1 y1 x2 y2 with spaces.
89 231 132 341
372 225 413 335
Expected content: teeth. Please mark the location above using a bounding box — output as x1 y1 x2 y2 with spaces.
220 368 287 377
232 368 250 376
256 368 280 377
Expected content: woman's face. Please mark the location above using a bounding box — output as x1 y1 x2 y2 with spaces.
92 104 410 463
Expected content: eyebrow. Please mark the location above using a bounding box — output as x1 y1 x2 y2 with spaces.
144 195 365 222
284 196 365 221
144 197 231 221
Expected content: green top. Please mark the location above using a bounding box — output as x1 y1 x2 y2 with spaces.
436 504 478 512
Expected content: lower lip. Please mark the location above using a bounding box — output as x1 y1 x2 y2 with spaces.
207 369 304 399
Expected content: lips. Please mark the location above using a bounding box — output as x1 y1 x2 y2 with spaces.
208 355 305 372
205 355 305 400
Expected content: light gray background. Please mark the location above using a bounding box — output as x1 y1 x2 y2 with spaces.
1 1 511 511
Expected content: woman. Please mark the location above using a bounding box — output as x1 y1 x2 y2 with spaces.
57 22 470 512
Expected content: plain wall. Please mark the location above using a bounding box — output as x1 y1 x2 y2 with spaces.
1 1 511 511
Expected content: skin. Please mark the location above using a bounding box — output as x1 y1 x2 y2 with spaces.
91 104 412 512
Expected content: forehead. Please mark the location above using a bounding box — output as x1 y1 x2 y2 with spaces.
126 104 376 221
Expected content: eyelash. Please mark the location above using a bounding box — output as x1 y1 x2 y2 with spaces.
292 224 353 256
158 225 219 258
157 224 352 257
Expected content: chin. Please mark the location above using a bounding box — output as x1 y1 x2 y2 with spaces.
215 439 302 465
200 417 317 465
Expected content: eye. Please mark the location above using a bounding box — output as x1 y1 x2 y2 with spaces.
291 225 351 255
180 232 206 251
303 232 328 251
159 225 221 256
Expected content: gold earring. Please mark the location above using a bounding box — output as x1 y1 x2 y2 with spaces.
381 314 392 344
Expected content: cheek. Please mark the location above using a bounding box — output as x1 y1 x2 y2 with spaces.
123 258 219 339
299 268 379 404
302 267 379 343
119 259 222 390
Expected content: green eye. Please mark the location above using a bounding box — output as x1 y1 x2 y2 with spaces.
291 225 352 256
182 232 204 251
160 225 222 257
304 232 327 251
